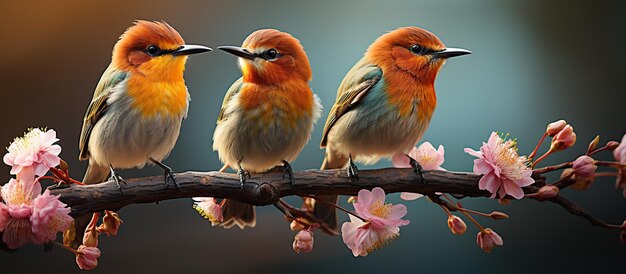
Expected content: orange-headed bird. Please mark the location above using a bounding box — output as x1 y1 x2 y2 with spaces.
80 20 210 188
210 29 321 229
314 27 470 232
73 20 210 246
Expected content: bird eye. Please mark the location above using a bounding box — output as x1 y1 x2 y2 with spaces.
263 48 279 61
146 45 161 57
410 44 426 55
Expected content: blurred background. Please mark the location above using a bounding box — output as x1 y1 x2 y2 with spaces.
0 0 624 273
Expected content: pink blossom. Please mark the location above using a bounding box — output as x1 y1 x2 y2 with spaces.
465 132 535 199
293 230 314 253
76 245 101 270
1 178 38 248
393 142 444 200
550 125 576 152
392 142 445 170
572 155 597 178
546 120 567 137
614 135 626 164
476 228 503 253
3 128 61 178
447 215 467 236
0 204 9 230
1 177 72 248
192 197 223 224
341 187 410 257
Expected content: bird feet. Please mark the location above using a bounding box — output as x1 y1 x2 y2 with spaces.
237 168 250 190
347 156 359 182
150 158 180 190
281 160 295 185
406 154 425 183
108 166 126 192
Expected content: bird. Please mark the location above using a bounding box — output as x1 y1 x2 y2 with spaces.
73 20 211 246
211 29 321 229
313 27 470 233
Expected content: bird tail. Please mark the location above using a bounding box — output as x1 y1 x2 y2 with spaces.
309 148 348 234
68 162 110 248
220 199 256 229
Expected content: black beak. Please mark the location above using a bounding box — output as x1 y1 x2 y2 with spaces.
432 47 472 59
171 44 212 56
218 46 257 60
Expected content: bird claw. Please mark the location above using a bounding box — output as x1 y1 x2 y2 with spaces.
347 157 359 182
407 155 425 183
164 167 180 190
282 160 295 185
110 173 126 193
237 169 250 190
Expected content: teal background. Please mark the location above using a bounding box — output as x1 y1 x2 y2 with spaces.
0 0 624 273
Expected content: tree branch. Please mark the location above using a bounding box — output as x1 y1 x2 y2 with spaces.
48 168 622 230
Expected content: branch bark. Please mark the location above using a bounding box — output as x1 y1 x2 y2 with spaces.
48 168 621 230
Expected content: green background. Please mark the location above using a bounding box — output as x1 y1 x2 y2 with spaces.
0 0 624 273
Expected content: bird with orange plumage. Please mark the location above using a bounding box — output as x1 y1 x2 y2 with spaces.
73 20 211 246
312 27 471 233
207 29 321 229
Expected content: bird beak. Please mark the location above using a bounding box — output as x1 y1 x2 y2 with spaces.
432 48 472 59
218 46 257 60
171 45 212 56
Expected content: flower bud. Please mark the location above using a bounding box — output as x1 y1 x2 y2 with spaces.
447 215 467 235
550 125 576 152
293 230 314 253
546 120 567 137
76 245 101 270
97 211 122 236
586 135 600 155
534 185 559 200
572 155 597 178
489 211 509 220
606 141 619 151
476 228 503 253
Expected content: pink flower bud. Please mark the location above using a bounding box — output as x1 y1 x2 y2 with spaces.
97 211 122 236
534 185 559 200
572 155 597 178
546 120 567 137
550 125 576 152
75 245 101 270
476 228 503 253
447 215 467 235
607 141 619 151
293 230 314 253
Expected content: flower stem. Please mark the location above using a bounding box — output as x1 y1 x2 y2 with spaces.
595 161 626 168
441 194 485 231
301 195 368 222
595 172 619 177
533 162 573 174
532 149 554 168
53 241 77 254
529 132 548 160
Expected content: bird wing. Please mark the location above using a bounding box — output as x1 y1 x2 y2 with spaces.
78 65 129 160
216 77 244 125
320 59 382 148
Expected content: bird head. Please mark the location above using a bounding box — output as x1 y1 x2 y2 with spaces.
111 20 211 80
367 27 470 84
218 29 312 85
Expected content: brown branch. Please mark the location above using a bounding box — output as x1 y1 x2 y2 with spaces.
47 168 622 230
